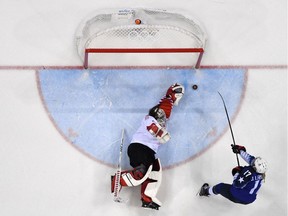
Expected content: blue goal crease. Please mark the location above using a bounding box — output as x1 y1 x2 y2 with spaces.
37 68 246 169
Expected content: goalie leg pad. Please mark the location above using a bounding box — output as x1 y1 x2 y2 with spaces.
111 164 153 192
121 164 152 186
141 158 162 206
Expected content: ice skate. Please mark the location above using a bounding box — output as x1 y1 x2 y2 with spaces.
141 199 160 210
198 183 210 197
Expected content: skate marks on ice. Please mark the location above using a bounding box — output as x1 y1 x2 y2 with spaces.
37 68 246 169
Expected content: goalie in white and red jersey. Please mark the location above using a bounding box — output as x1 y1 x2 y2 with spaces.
111 83 184 210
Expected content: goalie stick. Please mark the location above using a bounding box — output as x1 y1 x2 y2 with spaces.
218 92 240 166
113 128 125 203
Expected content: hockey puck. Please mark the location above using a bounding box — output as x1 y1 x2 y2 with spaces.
192 84 198 90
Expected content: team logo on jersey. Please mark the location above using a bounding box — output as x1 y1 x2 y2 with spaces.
37 68 246 169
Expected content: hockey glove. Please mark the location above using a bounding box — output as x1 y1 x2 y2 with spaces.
165 83 184 106
232 166 243 176
231 144 246 154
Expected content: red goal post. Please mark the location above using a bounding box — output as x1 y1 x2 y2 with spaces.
76 8 207 69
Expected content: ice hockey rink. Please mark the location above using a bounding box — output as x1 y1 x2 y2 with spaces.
0 0 287 216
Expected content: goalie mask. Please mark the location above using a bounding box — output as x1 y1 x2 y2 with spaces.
252 157 268 174
148 105 166 127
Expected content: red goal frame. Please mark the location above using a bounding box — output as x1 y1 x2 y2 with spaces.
84 48 204 69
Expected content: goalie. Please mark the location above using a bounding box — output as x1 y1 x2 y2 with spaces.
111 83 184 210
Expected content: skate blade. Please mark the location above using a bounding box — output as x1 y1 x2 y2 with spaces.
113 196 128 203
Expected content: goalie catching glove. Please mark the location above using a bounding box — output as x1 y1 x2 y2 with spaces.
147 122 170 144
165 83 184 106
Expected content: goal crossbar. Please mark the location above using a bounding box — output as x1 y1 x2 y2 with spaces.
84 48 204 69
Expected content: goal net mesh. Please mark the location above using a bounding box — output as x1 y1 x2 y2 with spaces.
75 8 207 68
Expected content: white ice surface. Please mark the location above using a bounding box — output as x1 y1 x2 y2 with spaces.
0 0 287 216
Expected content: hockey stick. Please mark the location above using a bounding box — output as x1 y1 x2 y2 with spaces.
218 92 240 166
113 128 125 203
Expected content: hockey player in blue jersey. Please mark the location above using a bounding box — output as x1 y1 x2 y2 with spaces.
198 145 267 204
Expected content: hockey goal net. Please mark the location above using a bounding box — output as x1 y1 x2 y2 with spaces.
75 8 207 69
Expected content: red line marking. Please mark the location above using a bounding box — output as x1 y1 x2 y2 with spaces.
0 64 287 70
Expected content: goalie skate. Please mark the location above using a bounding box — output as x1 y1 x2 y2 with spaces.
141 199 160 210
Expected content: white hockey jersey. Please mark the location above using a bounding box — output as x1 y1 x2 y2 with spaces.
130 115 163 153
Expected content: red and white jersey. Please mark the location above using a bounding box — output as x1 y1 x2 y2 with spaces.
158 97 174 119
130 115 162 153
130 94 175 153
